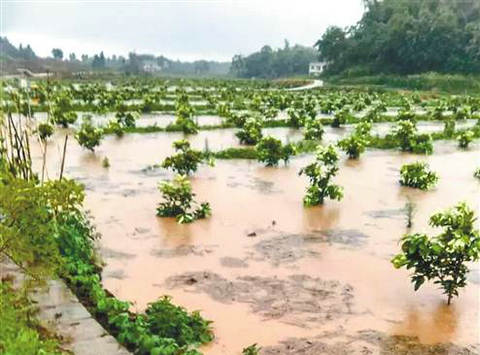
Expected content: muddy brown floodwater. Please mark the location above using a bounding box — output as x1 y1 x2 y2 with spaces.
31 129 480 355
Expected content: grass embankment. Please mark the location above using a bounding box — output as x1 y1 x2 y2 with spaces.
324 73 480 94
213 125 480 160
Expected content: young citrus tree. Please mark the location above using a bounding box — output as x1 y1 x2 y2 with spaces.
392 202 480 305
399 162 438 190
337 134 368 159
236 117 263 145
256 136 296 166
75 115 104 152
458 130 474 149
304 118 324 141
174 100 198 134
162 139 213 175
156 175 211 224
299 144 343 206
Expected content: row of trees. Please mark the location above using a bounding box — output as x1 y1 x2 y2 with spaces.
316 0 480 75
231 40 317 78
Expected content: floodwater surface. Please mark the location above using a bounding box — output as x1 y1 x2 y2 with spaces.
32 130 480 354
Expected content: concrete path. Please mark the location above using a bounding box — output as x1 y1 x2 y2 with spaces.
286 79 323 91
1 261 130 355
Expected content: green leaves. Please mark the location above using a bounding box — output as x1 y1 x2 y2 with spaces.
391 202 480 304
299 144 343 206
157 175 211 224
75 115 104 152
162 139 212 175
399 161 439 190
236 116 263 145
256 136 296 166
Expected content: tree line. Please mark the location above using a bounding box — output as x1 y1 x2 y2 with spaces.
230 41 318 78
315 0 480 75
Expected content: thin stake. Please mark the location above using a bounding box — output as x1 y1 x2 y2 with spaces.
59 134 68 180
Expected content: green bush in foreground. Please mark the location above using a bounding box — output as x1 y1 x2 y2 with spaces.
256 136 296 166
157 175 211 224
392 202 480 305
299 144 343 206
399 162 438 191
304 118 324 140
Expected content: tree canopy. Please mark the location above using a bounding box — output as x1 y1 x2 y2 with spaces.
316 0 480 75
231 41 318 78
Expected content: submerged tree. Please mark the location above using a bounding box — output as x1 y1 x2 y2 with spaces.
392 202 480 305
156 175 211 224
256 136 295 166
299 144 343 206
162 139 213 175
399 162 438 191
236 117 263 145
75 115 104 152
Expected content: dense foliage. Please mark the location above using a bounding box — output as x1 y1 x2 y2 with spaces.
256 136 295 166
231 41 317 78
399 162 439 190
392 202 480 304
75 115 104 151
316 0 480 75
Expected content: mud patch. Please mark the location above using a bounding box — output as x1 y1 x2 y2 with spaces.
150 245 217 258
163 271 354 327
219 257 248 268
252 231 368 265
227 176 281 194
262 329 479 355
365 208 406 220
101 247 136 260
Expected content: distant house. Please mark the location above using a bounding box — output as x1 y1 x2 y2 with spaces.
142 60 162 73
308 62 327 76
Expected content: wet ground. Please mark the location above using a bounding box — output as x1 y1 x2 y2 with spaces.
31 127 480 354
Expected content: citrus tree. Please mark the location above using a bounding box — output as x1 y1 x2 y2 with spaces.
162 139 213 175
236 117 263 145
75 115 104 152
458 130 474 148
256 136 296 166
304 118 324 141
156 175 211 224
399 162 438 190
392 202 480 305
299 144 343 205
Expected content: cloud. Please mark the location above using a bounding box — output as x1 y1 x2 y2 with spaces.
1 0 364 61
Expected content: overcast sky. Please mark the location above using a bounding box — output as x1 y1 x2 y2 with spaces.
2 0 364 62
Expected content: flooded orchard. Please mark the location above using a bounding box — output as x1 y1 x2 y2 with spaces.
32 129 480 354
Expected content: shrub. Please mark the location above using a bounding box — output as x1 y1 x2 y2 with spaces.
174 102 198 134
37 122 54 141
304 118 324 140
443 119 455 138
299 145 343 205
115 111 139 129
411 133 433 154
156 175 211 224
145 296 213 346
475 168 480 179
286 107 306 128
392 202 480 305
458 130 474 148
399 162 438 190
256 136 296 166
75 115 104 152
331 108 352 128
236 117 263 145
242 343 261 355
337 134 368 159
393 120 416 151
162 140 212 175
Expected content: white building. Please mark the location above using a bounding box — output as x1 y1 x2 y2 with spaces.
308 62 327 76
142 60 162 73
